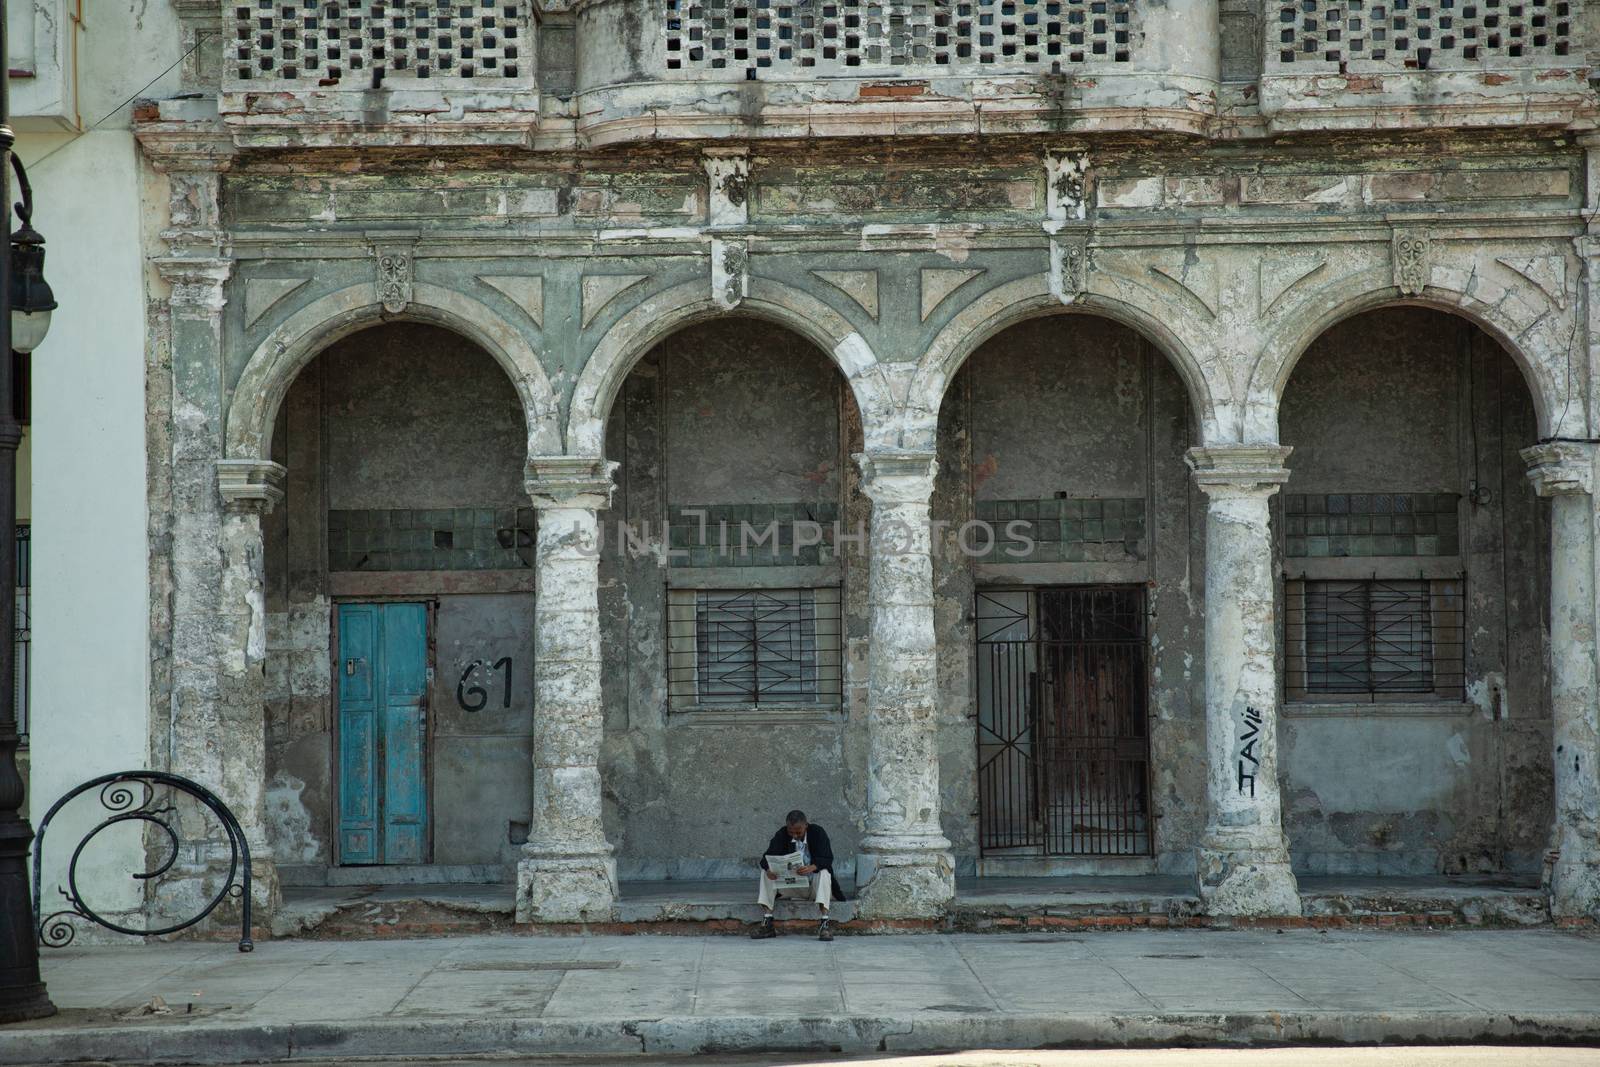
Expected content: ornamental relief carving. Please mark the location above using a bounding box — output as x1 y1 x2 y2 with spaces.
1391 229 1430 296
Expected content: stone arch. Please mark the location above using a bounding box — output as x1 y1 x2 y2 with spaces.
905 273 1224 450
1246 268 1582 442
225 282 563 463
567 278 897 456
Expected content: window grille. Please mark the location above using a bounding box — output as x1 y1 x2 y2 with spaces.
1273 0 1571 68
663 0 1136 77
14 524 27 740
667 588 843 707
228 0 531 84
1284 578 1465 701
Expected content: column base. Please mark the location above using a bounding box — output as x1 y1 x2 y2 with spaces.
152 851 279 943
1548 849 1600 921
1195 842 1301 918
516 850 618 924
854 839 955 921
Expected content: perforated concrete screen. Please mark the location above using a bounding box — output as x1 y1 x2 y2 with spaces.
1274 0 1571 67
664 0 1135 76
229 0 531 83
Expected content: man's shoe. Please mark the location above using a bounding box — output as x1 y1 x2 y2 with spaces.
751 917 777 939
817 918 833 942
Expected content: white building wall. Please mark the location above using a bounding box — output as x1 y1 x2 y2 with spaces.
18 1 180 923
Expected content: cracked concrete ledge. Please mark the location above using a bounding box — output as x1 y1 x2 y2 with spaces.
2 1010 1599 1064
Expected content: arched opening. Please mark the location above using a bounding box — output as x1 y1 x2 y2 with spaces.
595 318 864 887
1277 306 1549 883
934 314 1203 879
261 322 538 881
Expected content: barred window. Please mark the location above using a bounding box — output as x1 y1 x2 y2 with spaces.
1285 578 1465 701
668 588 842 707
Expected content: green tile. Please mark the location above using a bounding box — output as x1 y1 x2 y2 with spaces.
1307 536 1329 556
1415 535 1440 555
1082 499 1103 519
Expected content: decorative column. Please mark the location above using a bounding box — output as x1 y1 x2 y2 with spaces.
139 117 283 924
1524 440 1600 921
1186 445 1301 917
854 451 955 919
518 457 619 923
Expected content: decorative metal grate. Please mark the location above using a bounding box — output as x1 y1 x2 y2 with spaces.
664 0 1135 77
668 588 843 707
228 0 531 84
975 586 1151 857
1274 0 1572 68
1284 578 1466 700
14 524 27 740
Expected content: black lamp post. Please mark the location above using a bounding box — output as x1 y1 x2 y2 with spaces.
0 0 56 1023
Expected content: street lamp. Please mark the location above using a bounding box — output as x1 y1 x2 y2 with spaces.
8 162 53 357
0 0 56 1022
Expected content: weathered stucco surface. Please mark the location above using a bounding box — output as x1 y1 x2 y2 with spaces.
125 0 1600 926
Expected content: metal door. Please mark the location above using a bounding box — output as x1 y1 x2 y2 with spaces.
976 586 1151 856
338 602 429 865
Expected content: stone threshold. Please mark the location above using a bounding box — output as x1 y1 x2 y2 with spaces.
260 874 1561 940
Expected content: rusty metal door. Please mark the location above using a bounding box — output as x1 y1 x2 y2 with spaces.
976 586 1151 856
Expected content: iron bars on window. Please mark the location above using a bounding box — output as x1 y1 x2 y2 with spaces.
1284 577 1466 701
667 587 842 708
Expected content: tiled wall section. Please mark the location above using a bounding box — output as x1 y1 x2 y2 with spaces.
975 497 1147 562
667 502 841 567
1283 493 1461 557
328 507 536 571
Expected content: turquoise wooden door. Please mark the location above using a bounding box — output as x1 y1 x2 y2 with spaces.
338 602 429 865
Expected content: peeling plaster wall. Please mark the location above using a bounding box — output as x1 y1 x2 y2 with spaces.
934 316 1205 875
1278 307 1551 876
263 323 536 875
600 320 866 880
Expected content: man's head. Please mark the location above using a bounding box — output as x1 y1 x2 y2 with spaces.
785 809 808 839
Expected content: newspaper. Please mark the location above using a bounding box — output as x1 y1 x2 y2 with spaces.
764 850 811 891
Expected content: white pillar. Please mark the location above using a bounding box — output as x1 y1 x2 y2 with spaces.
854 451 955 919
1187 445 1301 917
1524 440 1600 921
517 457 618 923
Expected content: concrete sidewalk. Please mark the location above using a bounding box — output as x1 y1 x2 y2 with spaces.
2 928 1598 1064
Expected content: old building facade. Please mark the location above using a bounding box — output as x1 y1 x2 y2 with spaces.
57 0 1600 928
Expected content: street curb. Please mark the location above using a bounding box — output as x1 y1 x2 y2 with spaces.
1 1010 1598 1063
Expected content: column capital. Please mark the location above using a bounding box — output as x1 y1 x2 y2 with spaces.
855 450 937 505
1523 440 1596 497
156 256 234 312
525 457 618 511
217 459 286 514
1186 444 1293 496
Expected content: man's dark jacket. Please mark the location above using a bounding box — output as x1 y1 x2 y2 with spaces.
759 823 847 901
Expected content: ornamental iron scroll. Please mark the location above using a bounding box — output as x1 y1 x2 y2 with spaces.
32 771 254 952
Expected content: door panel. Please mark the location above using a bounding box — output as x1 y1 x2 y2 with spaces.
381 603 429 864
338 602 430 865
337 605 379 864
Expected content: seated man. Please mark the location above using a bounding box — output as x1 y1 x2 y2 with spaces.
752 809 844 941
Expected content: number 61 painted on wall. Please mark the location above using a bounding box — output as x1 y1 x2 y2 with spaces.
457 657 513 712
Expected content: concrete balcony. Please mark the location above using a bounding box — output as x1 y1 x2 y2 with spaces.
1257 0 1594 131
218 0 541 147
573 0 1222 143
